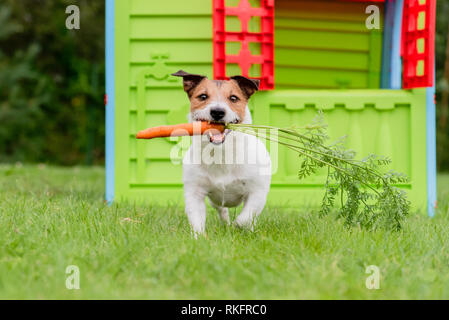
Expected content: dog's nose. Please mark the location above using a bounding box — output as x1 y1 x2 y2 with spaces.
210 108 226 121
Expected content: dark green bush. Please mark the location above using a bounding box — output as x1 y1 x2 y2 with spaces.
0 0 104 165
436 0 449 172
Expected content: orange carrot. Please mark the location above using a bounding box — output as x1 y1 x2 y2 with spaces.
136 122 225 139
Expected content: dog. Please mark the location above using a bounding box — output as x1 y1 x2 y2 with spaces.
172 70 271 237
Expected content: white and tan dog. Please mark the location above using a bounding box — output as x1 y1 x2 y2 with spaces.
172 70 271 237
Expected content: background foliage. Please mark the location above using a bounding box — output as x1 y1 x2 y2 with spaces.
0 0 104 165
0 0 448 169
436 0 449 171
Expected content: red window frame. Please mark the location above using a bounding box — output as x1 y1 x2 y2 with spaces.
212 0 274 90
401 0 436 88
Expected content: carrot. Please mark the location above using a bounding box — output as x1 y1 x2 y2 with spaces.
136 122 225 139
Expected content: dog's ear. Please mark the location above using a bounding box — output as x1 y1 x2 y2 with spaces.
171 70 206 96
230 75 260 99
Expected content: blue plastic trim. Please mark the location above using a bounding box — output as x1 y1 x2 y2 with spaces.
105 0 115 203
426 84 437 217
381 0 403 89
390 0 403 89
381 0 393 88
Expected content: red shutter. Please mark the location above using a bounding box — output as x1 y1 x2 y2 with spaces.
401 0 436 88
212 0 274 90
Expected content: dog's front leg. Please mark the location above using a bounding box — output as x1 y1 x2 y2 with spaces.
210 202 231 225
234 190 268 231
184 186 207 238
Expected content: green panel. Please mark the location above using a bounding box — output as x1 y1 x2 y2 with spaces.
275 0 384 89
250 89 428 210
276 48 369 70
115 0 213 203
130 0 211 15
114 0 428 212
276 67 369 89
130 17 212 40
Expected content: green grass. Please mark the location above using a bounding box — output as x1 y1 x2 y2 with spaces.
0 164 448 299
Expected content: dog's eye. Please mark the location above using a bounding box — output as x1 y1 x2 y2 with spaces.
197 94 208 101
229 95 239 103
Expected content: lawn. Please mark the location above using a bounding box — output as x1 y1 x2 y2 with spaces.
0 164 448 299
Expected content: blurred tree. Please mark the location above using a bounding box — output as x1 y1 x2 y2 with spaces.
0 0 104 165
436 0 449 171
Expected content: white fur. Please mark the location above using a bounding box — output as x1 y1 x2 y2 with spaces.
183 106 271 237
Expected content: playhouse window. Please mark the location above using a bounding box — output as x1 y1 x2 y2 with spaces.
214 0 384 90
214 0 436 89
274 0 383 89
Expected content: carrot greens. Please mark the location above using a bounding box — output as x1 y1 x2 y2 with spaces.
227 112 410 231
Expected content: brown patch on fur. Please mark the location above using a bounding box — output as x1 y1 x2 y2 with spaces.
188 79 249 121
212 80 224 88
171 70 205 96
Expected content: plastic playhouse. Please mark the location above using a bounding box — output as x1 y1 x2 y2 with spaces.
105 0 437 215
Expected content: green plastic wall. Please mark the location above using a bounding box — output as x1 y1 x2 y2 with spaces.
114 0 428 210
115 0 213 203
250 89 427 209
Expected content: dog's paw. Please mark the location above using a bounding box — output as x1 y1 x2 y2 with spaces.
220 216 231 226
233 217 254 232
191 230 208 240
